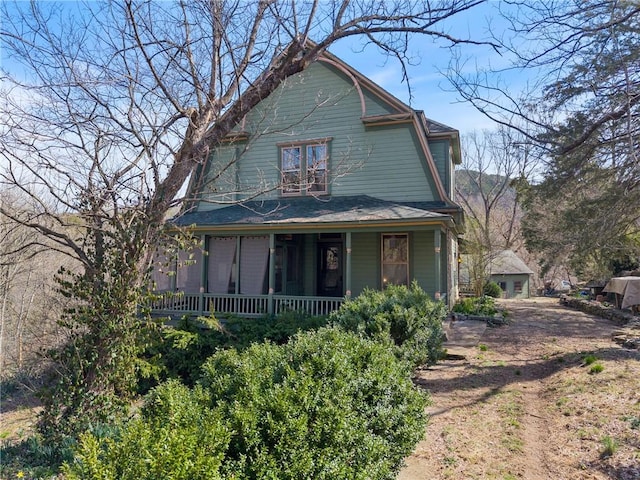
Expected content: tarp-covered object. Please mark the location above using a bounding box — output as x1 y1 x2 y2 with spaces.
604 276 640 309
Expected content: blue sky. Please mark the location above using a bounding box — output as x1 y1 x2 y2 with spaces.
1 1 515 136
330 1 514 135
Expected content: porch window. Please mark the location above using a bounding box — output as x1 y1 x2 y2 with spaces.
208 237 237 294
150 248 174 291
176 248 203 293
381 234 409 287
239 236 270 294
280 140 328 195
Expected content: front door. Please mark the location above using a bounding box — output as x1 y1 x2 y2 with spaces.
318 243 343 297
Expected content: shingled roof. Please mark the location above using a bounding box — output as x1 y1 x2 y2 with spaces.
490 250 534 275
173 195 452 228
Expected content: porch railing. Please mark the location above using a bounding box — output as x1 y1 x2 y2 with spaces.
273 295 344 316
151 291 344 318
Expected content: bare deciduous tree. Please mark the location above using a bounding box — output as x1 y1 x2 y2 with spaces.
455 127 536 294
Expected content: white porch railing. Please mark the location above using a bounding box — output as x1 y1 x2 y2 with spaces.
151 292 344 317
273 295 344 316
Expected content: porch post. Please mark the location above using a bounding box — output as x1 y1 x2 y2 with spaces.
268 233 276 314
434 230 441 300
345 232 352 299
199 234 207 315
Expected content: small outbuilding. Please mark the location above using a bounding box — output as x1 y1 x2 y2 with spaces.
488 250 534 299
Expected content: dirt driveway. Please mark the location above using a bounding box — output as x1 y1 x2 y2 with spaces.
399 297 640 480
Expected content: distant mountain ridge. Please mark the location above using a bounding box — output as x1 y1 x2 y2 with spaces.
455 169 516 203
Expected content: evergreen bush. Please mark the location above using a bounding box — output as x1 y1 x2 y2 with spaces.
483 281 503 298
144 309 329 387
63 380 230 480
200 327 428 479
452 296 499 316
329 281 446 367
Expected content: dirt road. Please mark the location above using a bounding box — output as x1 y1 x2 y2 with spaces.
399 297 640 480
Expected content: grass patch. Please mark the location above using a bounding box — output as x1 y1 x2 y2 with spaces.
600 435 618 458
583 353 598 365
589 363 604 374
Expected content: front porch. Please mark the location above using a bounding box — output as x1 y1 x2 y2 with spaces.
151 291 345 318
151 196 456 318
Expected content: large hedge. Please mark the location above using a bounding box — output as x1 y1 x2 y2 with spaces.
143 309 329 388
330 281 447 367
201 327 428 479
64 327 428 480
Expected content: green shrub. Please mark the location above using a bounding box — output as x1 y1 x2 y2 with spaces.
63 380 230 480
144 310 329 387
483 281 503 298
200 327 429 480
452 296 499 316
0 434 75 479
329 281 446 367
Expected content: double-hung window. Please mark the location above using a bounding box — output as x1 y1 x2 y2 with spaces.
281 140 328 195
282 146 303 194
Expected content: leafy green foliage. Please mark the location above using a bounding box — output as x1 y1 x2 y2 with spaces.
62 380 229 480
145 310 329 387
63 328 427 479
329 282 446 367
38 257 160 448
35 227 197 449
0 434 75 479
452 296 499 316
200 327 428 480
483 281 503 298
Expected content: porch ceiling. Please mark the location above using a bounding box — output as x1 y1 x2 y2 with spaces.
173 195 453 230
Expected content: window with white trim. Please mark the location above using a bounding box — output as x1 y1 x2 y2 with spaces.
381 234 409 287
281 141 328 195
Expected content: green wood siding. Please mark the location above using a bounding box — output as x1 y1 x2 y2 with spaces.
338 124 438 202
428 139 451 198
350 232 379 295
199 146 238 206
349 230 446 299
411 231 436 294
198 61 439 210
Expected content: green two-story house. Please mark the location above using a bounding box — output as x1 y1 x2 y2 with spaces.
152 49 464 317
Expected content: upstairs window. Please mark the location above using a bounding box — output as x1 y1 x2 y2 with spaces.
282 146 302 194
306 144 327 193
281 140 328 195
